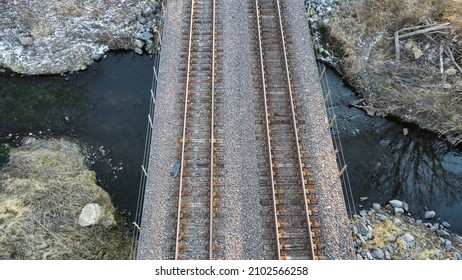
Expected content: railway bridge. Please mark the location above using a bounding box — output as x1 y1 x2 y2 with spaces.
136 0 354 260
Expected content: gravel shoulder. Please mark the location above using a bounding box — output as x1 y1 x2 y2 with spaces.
137 0 184 260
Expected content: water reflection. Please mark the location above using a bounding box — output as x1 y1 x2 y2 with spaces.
324 68 462 234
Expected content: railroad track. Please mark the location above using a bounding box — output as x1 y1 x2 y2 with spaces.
174 0 221 260
250 0 320 260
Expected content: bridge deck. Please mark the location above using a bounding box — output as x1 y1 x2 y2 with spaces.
137 0 354 260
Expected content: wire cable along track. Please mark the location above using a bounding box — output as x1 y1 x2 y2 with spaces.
253 0 316 260
175 0 218 260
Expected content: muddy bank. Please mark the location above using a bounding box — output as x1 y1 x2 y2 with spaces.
0 0 161 74
0 138 132 259
307 0 462 145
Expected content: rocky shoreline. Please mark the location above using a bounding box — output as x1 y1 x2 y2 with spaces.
0 0 162 75
352 199 462 260
306 0 462 145
305 0 462 260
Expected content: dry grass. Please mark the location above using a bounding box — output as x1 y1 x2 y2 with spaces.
352 211 462 260
320 0 462 145
0 138 132 259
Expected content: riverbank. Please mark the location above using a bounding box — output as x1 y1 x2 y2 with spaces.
0 138 132 259
307 0 462 145
352 199 462 260
0 0 161 74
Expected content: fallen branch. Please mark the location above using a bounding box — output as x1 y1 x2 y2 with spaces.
394 31 400 60
446 46 462 74
440 45 444 75
34 218 62 241
396 23 451 40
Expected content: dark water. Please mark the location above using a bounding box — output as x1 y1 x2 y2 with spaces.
1 54 460 235
324 68 462 234
0 52 153 223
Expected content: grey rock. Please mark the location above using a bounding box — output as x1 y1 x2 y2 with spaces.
423 222 433 228
454 235 462 243
403 233 415 244
442 222 451 228
444 240 452 251
388 235 397 242
379 139 390 146
445 68 458 76
394 207 405 215
79 203 102 227
91 53 103 61
101 214 116 228
358 220 369 237
356 254 364 260
416 219 423 225
386 244 394 254
372 248 384 259
389 199 403 208
377 214 387 221
372 203 381 211
359 196 368 202
140 31 154 41
425 210 436 219
385 251 391 260
135 39 145 49
368 210 375 216
454 252 462 260
443 83 452 90
393 218 402 225
19 36 33 46
366 251 373 260
143 7 153 16
135 48 143 55
402 202 409 212
366 225 373 239
359 210 367 217
358 234 366 245
352 226 358 235
0 223 6 230
138 16 147 24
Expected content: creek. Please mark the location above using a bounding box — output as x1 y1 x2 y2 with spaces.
324 68 462 234
1 53 460 234
0 52 153 224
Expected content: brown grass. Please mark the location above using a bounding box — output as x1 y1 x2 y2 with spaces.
320 0 462 144
0 138 132 259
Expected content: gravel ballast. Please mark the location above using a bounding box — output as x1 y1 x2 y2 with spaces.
138 0 354 260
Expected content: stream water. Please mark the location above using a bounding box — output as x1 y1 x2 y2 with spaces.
324 68 462 234
1 53 460 234
0 52 153 223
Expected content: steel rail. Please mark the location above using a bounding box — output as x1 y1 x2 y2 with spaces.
209 0 216 260
175 0 215 260
175 0 196 260
275 0 315 260
255 0 281 260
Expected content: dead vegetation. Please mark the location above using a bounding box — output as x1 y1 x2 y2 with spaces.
351 210 462 260
0 138 132 259
318 0 462 145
